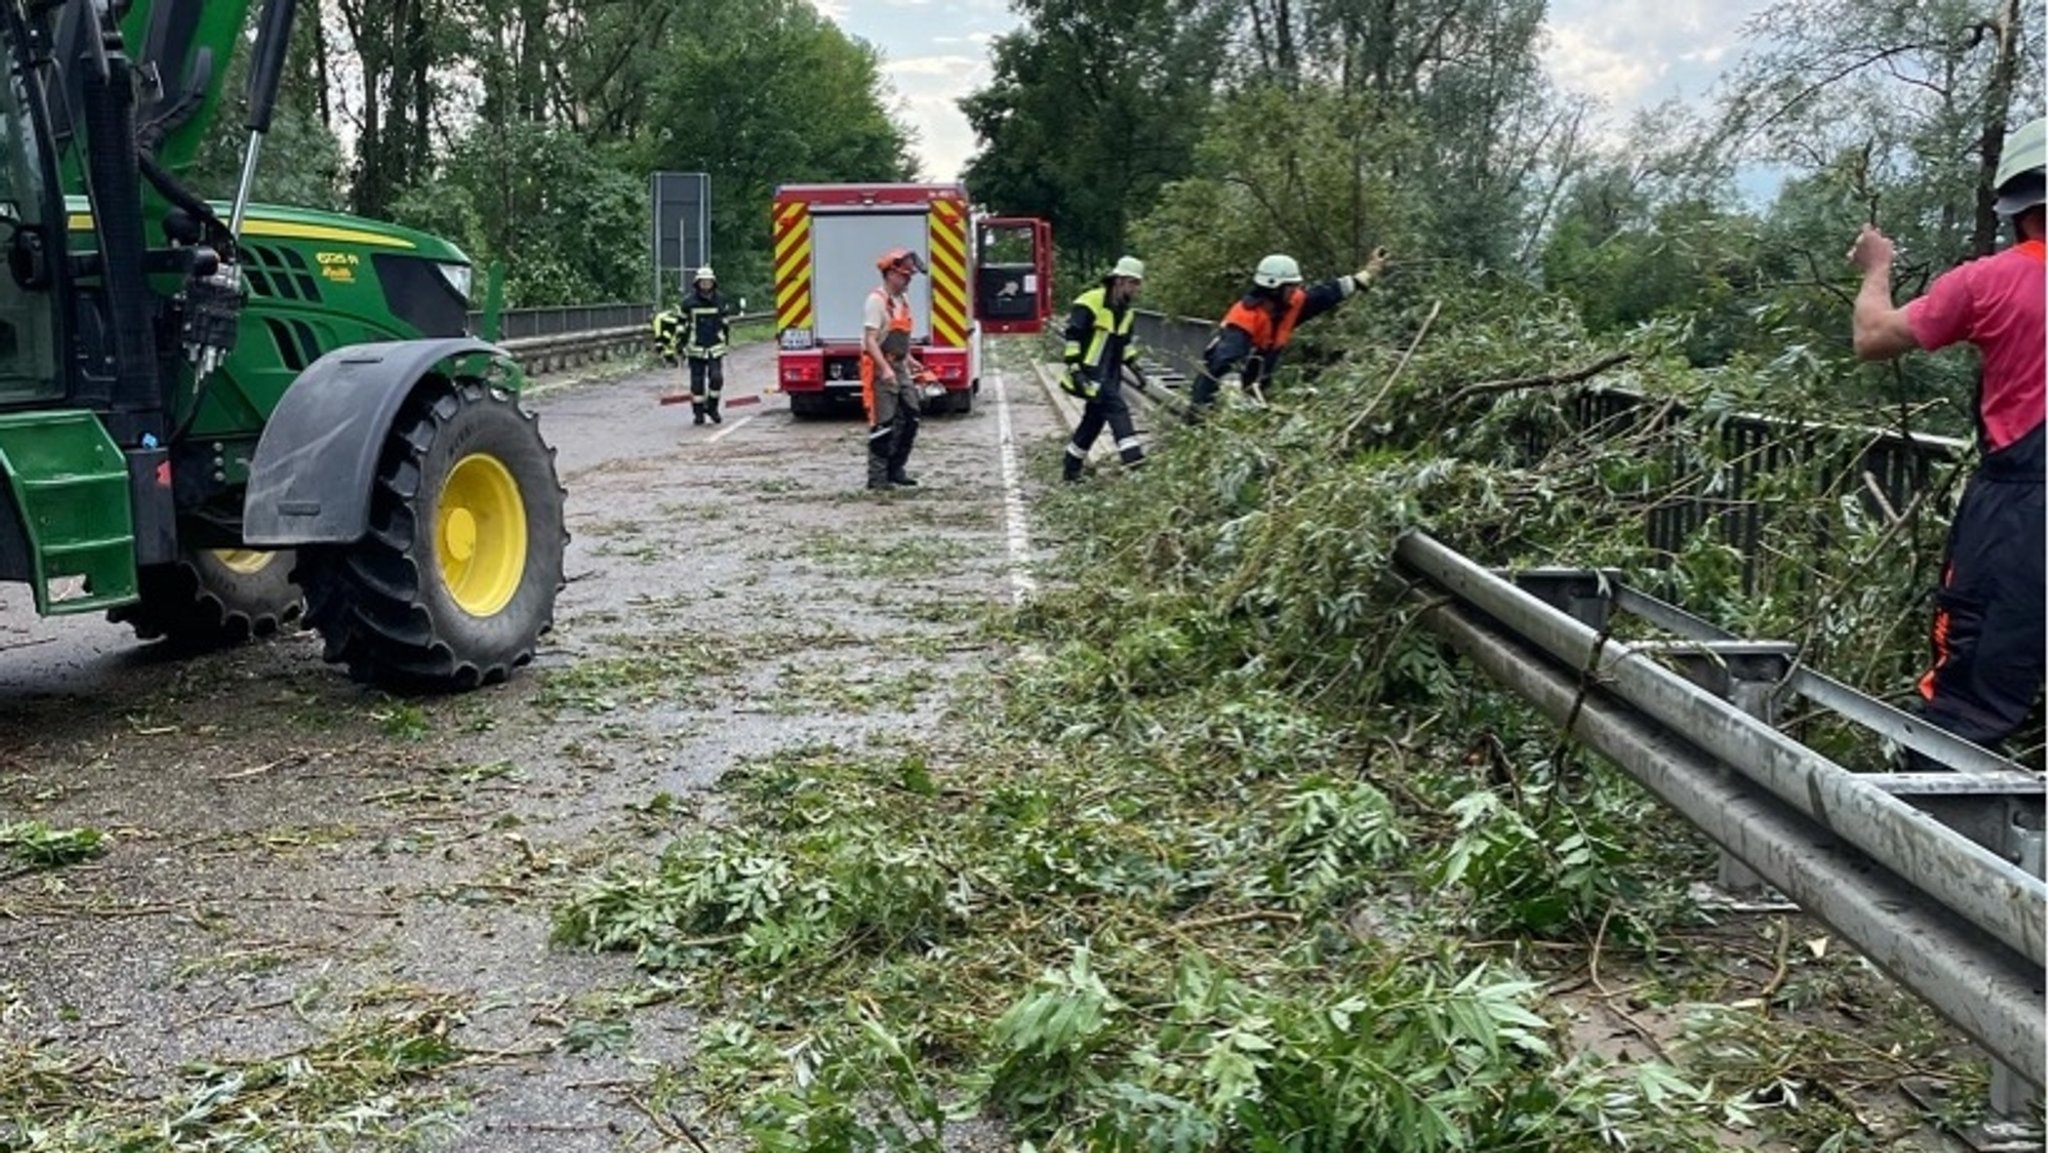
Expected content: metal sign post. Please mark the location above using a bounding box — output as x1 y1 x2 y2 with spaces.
649 171 710 304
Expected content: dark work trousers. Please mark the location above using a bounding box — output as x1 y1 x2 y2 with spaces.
688 356 725 423
1913 445 2045 764
1063 376 1143 480
867 360 921 489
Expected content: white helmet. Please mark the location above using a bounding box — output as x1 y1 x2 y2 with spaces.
1253 253 1303 288
694 265 717 283
1994 116 2046 217
1110 255 1146 281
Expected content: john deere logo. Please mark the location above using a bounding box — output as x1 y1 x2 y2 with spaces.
316 251 358 282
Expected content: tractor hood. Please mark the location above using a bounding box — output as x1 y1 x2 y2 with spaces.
63 196 475 267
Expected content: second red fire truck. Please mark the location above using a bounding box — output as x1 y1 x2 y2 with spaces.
771 183 1053 416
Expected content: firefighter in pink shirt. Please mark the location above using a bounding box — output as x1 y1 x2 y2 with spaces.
1849 115 2046 764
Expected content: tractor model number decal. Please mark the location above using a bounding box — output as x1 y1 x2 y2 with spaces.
316 251 358 283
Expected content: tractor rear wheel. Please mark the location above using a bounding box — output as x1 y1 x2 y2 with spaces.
299 379 566 691
110 545 302 648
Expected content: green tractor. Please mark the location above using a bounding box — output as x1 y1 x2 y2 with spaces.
0 0 565 689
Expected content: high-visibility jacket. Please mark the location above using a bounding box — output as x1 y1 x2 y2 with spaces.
650 307 683 357
1221 288 1308 355
1201 277 1353 390
1062 286 1140 383
681 290 730 358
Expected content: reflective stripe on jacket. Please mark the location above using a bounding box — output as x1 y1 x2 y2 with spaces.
682 291 729 357
1062 286 1140 379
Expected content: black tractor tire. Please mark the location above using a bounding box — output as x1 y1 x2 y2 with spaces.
788 391 825 419
298 379 566 692
949 387 975 416
110 546 303 649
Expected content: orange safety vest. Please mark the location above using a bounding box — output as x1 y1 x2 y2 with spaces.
1220 287 1309 354
862 288 915 421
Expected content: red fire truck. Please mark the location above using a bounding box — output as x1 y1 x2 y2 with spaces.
771 183 1053 416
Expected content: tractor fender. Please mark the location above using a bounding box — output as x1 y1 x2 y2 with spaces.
242 338 509 546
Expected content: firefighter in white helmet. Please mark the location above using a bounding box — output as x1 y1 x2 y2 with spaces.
680 266 731 425
1058 255 1150 480
1189 248 1389 416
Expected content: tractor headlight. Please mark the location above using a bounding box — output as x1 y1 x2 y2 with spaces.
434 262 474 301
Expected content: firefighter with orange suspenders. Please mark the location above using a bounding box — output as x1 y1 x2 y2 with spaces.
863 248 927 490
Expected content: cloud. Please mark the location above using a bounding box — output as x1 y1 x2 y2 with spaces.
889 54 983 77
1544 23 1664 110
1544 0 1769 112
880 55 991 180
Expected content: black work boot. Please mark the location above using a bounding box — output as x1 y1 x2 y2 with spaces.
708 397 723 424
867 433 894 491
1062 449 1086 483
692 401 706 426
887 420 919 486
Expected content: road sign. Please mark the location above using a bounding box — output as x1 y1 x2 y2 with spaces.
650 171 711 303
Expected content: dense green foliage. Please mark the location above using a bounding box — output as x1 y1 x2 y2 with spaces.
553 303 1990 1146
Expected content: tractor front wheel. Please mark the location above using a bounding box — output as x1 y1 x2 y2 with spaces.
110 545 302 648
299 379 566 691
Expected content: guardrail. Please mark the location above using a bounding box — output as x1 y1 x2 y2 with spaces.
1396 535 2044 1134
468 303 653 340
485 308 773 378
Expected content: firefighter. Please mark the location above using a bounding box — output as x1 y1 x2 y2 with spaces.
650 303 682 368
862 248 926 490
1189 248 1389 417
1848 116 2045 765
1058 255 1149 481
681 266 732 425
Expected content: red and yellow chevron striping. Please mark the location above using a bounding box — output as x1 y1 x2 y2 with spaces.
927 198 968 348
773 201 813 333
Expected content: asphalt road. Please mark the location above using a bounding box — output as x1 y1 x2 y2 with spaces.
0 337 1073 1150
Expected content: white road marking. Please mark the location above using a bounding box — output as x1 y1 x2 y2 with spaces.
706 412 759 443
992 370 1037 604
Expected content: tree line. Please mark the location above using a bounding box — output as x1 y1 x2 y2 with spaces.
966 0 2041 433
185 0 2041 439
186 0 919 309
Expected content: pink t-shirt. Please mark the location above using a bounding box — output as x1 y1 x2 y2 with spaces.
1907 239 2046 451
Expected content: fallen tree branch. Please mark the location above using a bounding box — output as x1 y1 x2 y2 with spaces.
1340 299 1442 446
1446 351 1633 407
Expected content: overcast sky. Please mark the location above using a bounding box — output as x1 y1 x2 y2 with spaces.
820 0 1776 182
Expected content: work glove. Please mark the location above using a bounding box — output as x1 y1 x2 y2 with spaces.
1353 246 1390 289
1060 365 1098 399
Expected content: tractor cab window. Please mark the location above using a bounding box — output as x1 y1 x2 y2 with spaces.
0 14 56 403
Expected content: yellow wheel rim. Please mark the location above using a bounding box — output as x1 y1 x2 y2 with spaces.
437 453 528 617
212 549 277 575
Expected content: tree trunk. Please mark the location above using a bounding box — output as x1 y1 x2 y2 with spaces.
1972 0 2024 256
